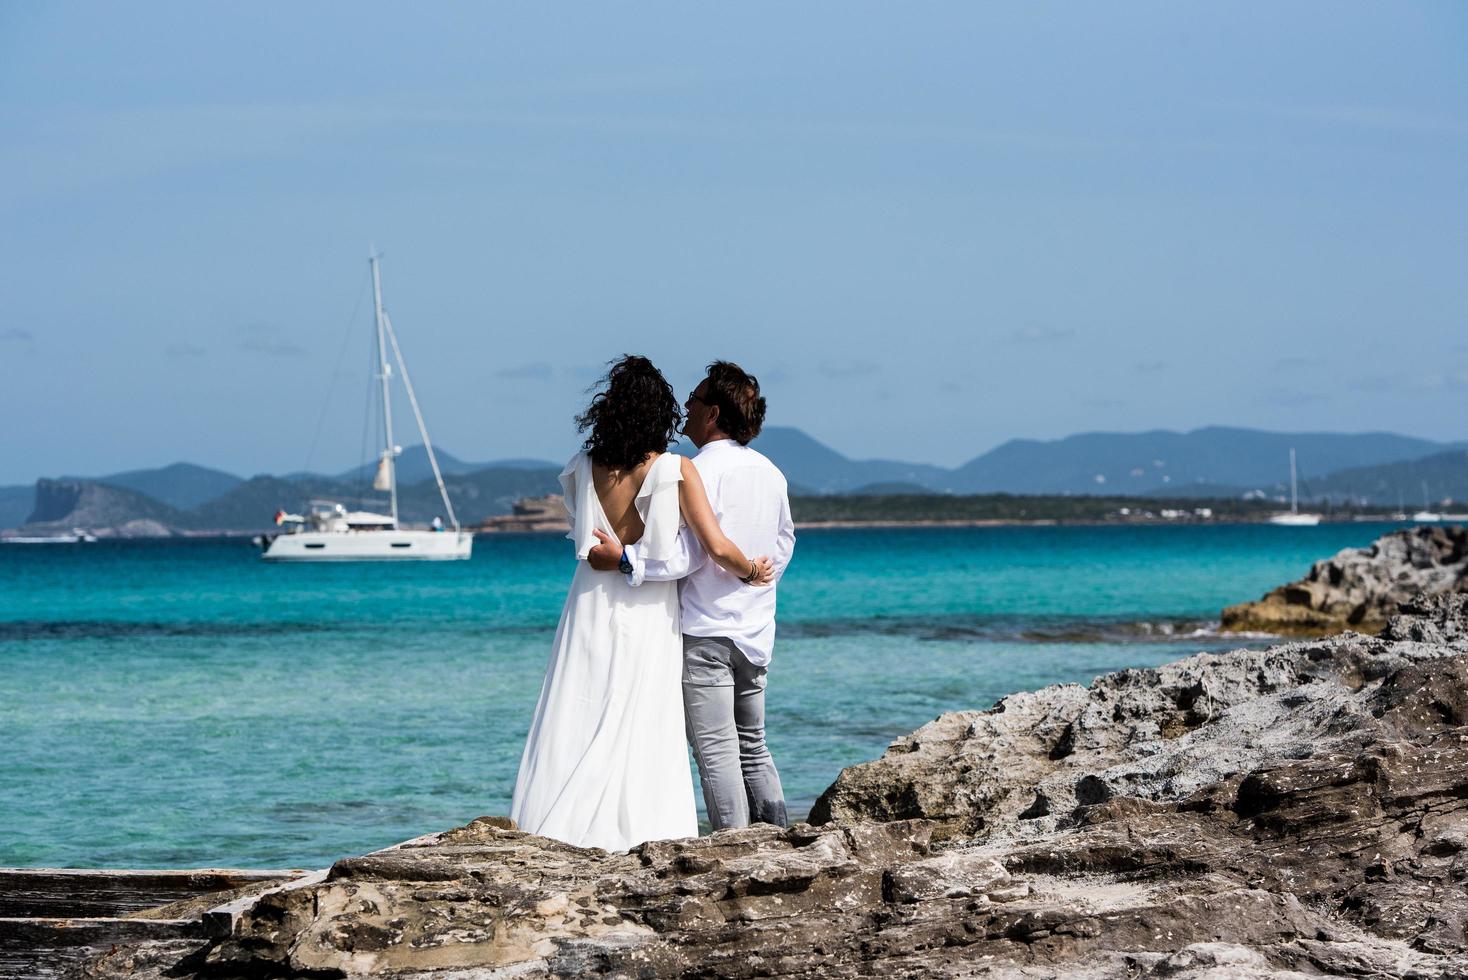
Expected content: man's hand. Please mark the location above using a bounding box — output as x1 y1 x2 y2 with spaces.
749 556 775 586
587 527 622 572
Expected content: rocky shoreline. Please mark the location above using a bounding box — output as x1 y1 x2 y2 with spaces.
50 590 1467 979
1223 525 1468 636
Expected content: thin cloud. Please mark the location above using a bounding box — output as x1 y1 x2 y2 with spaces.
240 337 305 357
1213 99 1468 138
818 359 880 379
1278 105 1467 138
237 324 305 358
1134 360 1167 374
565 364 611 383
1351 371 1468 394
1 328 36 355
1265 390 1329 407
0 89 1175 211
1421 371 1468 390
493 361 554 381
493 67 737 100
165 341 207 358
1007 324 1075 344
1350 374 1395 393
1272 355 1321 373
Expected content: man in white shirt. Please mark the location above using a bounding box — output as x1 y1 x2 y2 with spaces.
589 361 796 830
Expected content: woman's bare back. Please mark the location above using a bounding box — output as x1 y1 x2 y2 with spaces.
590 453 660 547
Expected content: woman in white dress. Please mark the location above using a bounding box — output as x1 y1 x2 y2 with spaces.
509 356 773 852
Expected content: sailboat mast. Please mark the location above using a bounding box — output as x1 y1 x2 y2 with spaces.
1289 448 1299 515
381 313 461 532
370 255 399 527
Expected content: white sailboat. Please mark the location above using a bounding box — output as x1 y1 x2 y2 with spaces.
1268 448 1322 526
1411 481 1443 523
260 255 472 561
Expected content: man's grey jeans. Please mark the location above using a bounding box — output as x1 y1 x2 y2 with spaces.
682 634 788 830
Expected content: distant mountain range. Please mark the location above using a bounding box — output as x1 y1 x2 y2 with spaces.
940 428 1460 497
4 425 1465 533
698 428 953 496
60 462 247 511
11 468 566 535
1295 450 1468 509
757 426 1466 500
308 446 560 487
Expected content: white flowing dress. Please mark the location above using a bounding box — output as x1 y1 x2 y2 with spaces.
509 451 697 851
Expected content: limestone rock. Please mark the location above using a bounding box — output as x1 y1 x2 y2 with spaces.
72 597 1468 979
20 478 180 537
1221 524 1468 636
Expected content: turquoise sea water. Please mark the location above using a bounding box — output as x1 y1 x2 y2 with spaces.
0 523 1409 869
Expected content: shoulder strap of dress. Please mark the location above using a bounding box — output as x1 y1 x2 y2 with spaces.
560 452 602 557
634 452 684 561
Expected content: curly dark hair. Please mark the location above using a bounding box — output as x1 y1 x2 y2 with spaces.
577 355 683 469
704 360 766 445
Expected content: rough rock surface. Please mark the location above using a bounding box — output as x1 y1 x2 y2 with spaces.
74 596 1468 979
1221 524 1468 636
19 478 179 537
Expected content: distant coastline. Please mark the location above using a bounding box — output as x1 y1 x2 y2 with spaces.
790 515 1404 530
5 423 1463 537
5 499 1419 540
785 493 1411 527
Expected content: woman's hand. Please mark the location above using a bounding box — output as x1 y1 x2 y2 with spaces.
747 556 775 586
587 527 623 571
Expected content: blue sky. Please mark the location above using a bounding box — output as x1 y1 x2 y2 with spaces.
1 2 1465 484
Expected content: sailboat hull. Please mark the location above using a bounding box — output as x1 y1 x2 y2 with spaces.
262 530 473 561
1267 513 1322 526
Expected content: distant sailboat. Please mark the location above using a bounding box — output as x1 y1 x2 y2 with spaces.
2 528 98 544
1268 448 1322 526
258 254 472 561
1412 481 1443 523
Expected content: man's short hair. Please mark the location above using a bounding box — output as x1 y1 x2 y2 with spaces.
704 361 766 445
